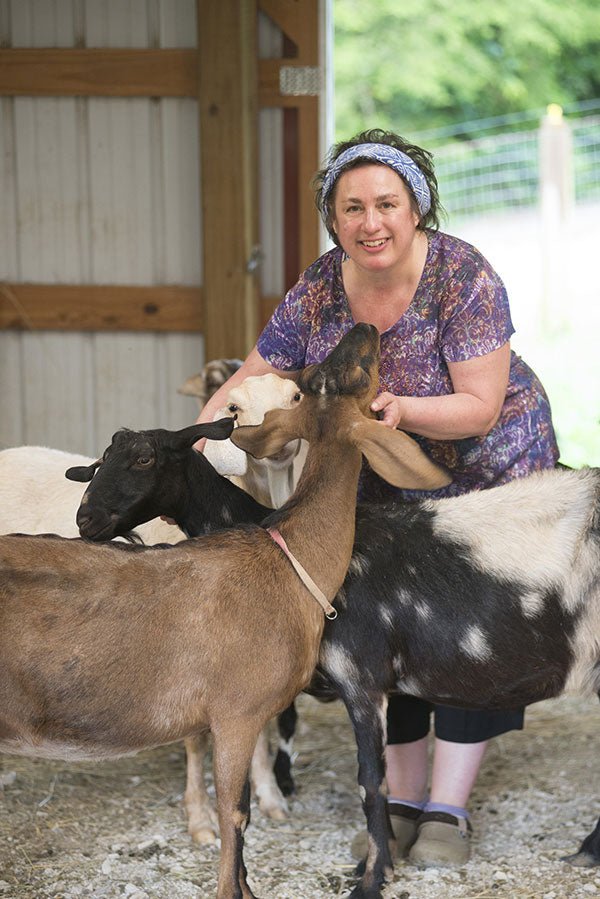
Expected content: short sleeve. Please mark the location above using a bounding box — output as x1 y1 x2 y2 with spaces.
256 277 313 371
440 259 515 364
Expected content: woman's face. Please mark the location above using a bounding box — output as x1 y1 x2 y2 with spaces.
331 163 420 273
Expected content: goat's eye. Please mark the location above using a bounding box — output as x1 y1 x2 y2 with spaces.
293 393 302 402
136 455 153 467
227 403 239 413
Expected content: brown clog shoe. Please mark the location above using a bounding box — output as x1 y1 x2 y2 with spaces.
408 811 472 868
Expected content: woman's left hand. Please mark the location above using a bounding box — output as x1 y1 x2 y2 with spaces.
370 392 403 429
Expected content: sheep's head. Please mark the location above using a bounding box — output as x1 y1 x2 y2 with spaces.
204 374 305 475
222 374 303 426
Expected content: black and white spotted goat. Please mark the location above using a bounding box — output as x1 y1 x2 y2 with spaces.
70 370 600 896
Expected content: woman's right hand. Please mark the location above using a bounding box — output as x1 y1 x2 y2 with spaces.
370 392 404 429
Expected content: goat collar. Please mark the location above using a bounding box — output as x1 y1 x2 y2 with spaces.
266 527 338 620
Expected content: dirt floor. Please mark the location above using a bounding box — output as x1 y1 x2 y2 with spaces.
1 693 599 899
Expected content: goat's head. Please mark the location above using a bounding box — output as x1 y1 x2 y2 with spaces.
178 358 243 409
65 418 234 541
231 323 451 491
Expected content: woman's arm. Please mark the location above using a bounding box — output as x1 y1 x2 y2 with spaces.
371 343 511 440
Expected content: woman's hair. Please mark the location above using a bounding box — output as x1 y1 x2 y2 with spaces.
313 128 443 245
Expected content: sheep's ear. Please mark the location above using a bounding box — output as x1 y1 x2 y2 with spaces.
65 460 101 482
351 419 451 490
231 406 303 459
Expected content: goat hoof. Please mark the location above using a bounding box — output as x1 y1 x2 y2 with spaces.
345 884 383 899
262 803 288 822
189 825 219 845
562 850 600 868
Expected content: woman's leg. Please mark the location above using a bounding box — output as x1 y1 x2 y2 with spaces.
384 737 429 802
408 706 524 867
429 737 488 806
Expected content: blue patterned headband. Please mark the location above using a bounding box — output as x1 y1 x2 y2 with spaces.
321 143 432 217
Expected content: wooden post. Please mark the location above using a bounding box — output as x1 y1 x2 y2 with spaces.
198 0 259 360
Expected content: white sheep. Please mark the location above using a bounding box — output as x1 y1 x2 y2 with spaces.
204 372 307 508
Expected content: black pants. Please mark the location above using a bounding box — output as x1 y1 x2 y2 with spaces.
387 694 524 744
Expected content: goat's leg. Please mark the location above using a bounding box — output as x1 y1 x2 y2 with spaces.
212 721 262 899
183 733 219 844
341 689 393 899
564 816 600 867
562 692 600 867
273 702 298 796
250 727 289 821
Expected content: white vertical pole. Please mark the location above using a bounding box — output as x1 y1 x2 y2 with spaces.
539 104 574 333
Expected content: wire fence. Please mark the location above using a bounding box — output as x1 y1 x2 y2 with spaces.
424 101 600 220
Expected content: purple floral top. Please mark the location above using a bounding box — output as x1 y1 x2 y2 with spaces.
257 232 559 501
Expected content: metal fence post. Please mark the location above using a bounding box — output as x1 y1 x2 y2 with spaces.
539 104 574 332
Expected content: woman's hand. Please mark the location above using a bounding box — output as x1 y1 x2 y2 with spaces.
370 392 404 429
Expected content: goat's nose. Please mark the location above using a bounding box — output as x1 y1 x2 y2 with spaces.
76 509 91 529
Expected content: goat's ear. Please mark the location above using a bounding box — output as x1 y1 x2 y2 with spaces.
351 420 452 490
171 419 236 450
231 406 303 459
65 460 101 482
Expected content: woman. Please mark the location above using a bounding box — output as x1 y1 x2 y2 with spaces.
196 129 559 867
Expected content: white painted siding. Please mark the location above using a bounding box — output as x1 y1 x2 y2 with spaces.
0 1 296 456
0 0 205 455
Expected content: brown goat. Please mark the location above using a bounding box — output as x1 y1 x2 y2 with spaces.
0 324 449 899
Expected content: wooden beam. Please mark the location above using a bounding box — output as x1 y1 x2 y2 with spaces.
198 0 259 359
259 294 282 330
0 284 203 332
0 49 198 97
297 99 321 273
258 0 318 61
0 48 313 108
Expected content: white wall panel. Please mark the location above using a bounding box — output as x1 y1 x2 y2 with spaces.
19 332 91 450
0 0 288 454
0 0 204 454
0 335 25 448
0 98 19 279
258 9 284 299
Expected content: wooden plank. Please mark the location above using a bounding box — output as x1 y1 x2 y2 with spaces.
297 98 321 272
0 49 198 97
198 0 259 359
259 294 282 330
258 0 318 61
0 284 203 332
0 48 302 108
0 48 309 108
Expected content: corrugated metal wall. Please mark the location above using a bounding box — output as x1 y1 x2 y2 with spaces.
0 0 286 455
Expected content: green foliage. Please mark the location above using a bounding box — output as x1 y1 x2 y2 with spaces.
334 0 600 140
